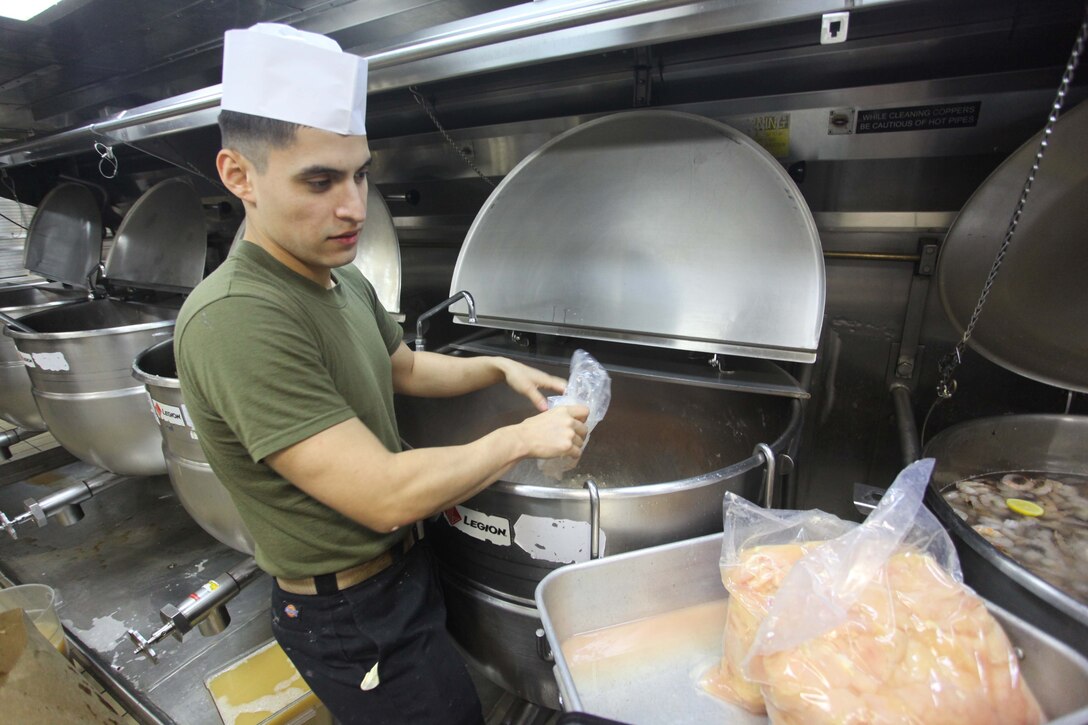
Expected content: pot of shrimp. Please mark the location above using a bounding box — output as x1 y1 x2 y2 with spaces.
924 414 1088 656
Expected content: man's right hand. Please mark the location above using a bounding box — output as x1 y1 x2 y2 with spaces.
515 404 590 460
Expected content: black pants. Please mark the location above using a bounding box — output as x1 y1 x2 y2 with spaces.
270 543 484 725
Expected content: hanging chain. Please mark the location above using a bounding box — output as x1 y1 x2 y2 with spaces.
408 85 496 189
936 6 1088 400
126 140 228 192
0 169 30 230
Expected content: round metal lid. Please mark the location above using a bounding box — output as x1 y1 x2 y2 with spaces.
23 182 102 288
449 110 825 363
938 100 1088 393
354 184 402 318
232 183 402 317
104 177 207 294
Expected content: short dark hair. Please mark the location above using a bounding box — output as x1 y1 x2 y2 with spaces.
218 110 300 170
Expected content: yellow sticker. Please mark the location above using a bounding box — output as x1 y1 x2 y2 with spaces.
1006 498 1044 517
748 114 791 158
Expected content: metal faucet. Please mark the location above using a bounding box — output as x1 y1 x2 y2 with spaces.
415 290 477 352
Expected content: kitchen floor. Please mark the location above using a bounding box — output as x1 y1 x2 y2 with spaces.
465 656 562 725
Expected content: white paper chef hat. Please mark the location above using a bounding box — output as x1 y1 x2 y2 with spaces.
221 23 368 135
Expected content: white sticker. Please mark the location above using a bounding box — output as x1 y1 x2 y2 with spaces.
150 398 187 427
31 351 69 371
360 662 380 691
513 514 606 564
443 505 511 546
18 351 34 368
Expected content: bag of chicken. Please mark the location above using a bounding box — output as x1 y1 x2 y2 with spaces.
703 459 1045 725
700 497 854 711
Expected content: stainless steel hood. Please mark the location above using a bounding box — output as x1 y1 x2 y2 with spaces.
104 178 207 294
0 0 911 168
937 100 1088 394
22 182 102 288
448 110 825 363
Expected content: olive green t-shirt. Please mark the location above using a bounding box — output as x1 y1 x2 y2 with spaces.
175 241 404 579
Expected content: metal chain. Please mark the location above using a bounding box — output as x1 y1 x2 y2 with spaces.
408 85 496 189
126 140 228 192
936 5 1088 400
0 169 30 230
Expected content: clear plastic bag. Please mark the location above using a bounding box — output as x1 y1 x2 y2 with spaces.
703 459 1044 725
537 349 611 479
702 500 854 712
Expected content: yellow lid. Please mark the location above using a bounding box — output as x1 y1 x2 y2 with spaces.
1006 498 1044 517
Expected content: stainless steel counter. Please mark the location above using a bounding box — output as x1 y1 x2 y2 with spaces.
0 453 275 725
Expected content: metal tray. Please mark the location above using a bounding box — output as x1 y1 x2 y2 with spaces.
536 532 1088 724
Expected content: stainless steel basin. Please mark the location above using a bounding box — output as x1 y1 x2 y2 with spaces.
6 299 179 475
133 338 255 554
397 362 801 706
0 284 87 429
924 414 1088 656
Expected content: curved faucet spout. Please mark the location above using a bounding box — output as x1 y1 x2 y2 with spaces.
415 290 477 352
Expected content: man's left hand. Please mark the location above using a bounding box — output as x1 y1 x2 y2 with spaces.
497 358 567 412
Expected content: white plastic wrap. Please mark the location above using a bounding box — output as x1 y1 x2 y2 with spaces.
538 349 611 479
702 459 1045 725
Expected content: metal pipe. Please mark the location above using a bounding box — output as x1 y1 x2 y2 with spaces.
0 472 131 539
0 310 34 333
754 443 776 508
0 86 223 167
823 251 921 262
584 478 601 559
366 0 697 69
127 557 262 661
890 382 922 465
0 426 41 460
0 0 694 167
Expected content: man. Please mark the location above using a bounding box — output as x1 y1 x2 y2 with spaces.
175 24 589 725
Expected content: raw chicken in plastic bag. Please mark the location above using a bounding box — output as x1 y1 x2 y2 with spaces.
700 505 854 712
538 349 611 479
701 458 1044 725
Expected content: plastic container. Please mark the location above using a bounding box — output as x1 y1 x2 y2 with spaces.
205 638 332 725
0 583 65 655
537 533 1088 725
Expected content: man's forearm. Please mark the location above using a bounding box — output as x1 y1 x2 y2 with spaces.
268 408 587 534
394 349 506 397
270 417 528 532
